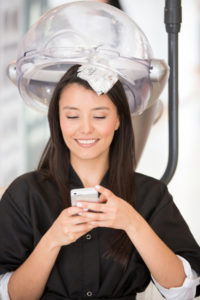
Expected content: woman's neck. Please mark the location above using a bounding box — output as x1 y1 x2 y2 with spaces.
70 156 109 187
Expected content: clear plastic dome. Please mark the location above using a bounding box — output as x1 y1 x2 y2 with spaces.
16 0 153 114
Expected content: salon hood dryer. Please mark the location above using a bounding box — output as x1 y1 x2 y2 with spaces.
7 0 176 182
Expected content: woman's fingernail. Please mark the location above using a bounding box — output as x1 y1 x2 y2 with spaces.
95 185 100 189
76 202 82 207
83 208 88 211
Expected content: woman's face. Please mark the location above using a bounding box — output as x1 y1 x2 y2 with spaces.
59 83 120 164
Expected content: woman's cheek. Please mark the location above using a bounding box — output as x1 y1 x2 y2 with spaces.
61 120 78 135
97 121 117 135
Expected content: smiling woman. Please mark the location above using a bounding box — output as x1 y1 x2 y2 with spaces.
59 83 120 177
0 64 200 300
42 64 134 204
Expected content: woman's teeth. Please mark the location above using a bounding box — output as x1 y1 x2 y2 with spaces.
77 139 97 144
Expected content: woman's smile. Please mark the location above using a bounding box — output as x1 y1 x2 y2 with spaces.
75 138 99 148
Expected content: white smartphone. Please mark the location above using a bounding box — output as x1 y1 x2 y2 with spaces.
70 187 99 206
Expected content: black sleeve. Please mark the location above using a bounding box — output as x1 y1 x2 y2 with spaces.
0 187 33 274
149 183 200 277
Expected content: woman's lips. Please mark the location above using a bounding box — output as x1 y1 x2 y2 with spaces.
75 139 99 148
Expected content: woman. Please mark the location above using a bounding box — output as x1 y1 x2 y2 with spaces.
0 64 200 300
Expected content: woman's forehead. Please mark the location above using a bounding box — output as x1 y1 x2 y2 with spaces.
59 83 115 109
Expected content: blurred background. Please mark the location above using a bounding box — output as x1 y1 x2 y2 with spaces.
0 0 200 247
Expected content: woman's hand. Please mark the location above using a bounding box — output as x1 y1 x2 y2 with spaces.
45 206 95 250
76 185 137 233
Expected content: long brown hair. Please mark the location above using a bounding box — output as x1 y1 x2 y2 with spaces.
38 64 136 269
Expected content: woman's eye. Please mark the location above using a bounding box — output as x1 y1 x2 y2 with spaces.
66 116 79 119
94 116 106 119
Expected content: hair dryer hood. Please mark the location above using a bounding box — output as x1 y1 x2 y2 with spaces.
13 0 160 114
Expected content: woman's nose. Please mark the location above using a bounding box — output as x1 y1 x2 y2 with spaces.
79 117 93 134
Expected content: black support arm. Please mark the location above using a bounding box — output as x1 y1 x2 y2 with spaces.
161 0 182 184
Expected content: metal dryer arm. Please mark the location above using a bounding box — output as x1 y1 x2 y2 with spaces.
161 0 182 184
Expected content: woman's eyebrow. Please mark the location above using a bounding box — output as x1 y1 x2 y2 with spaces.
92 107 110 111
62 106 110 111
62 106 79 110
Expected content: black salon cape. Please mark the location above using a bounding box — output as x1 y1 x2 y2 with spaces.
0 168 200 300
